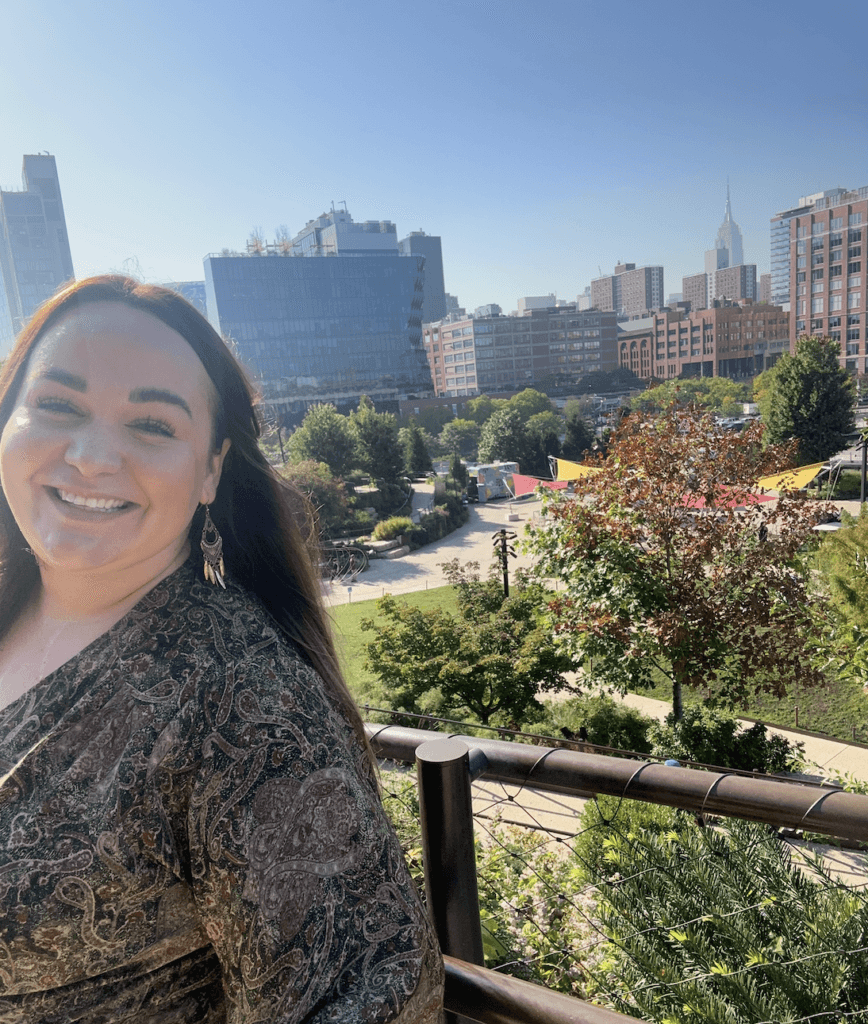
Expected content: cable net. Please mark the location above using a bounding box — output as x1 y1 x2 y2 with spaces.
377 738 868 1024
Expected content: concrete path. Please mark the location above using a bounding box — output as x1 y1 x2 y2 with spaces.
323 485 543 607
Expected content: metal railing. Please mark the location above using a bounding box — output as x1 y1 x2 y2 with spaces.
365 722 868 1024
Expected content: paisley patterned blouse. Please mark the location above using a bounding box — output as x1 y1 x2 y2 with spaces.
0 561 444 1023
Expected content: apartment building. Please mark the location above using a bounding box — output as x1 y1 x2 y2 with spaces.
618 302 790 380
422 305 618 397
787 187 868 371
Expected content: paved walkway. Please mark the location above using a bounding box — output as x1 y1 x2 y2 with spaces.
323 485 544 607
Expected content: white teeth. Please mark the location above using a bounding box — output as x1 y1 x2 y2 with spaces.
57 489 127 512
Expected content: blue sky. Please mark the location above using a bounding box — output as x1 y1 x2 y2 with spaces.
3 0 866 312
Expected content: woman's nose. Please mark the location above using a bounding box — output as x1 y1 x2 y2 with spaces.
63 422 123 475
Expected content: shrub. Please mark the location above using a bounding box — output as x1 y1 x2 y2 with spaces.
829 469 863 498
649 705 803 772
372 516 414 541
528 694 655 753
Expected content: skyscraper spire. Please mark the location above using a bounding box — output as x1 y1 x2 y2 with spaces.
725 177 732 221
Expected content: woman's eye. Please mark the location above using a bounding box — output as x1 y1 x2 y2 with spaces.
35 396 81 416
132 417 176 438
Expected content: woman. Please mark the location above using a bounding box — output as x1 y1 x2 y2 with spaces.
0 276 444 1023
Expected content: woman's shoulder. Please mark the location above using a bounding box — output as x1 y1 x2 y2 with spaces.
138 559 333 719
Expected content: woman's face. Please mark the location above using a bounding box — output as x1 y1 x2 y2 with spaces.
0 302 229 581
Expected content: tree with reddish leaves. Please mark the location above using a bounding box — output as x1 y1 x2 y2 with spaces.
526 406 834 719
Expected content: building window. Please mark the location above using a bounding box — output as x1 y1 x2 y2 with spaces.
831 217 843 230
849 276 862 289
850 213 863 227
797 257 807 269
811 298 824 314
812 268 824 280
849 262 862 275
812 282 824 294
831 250 842 264
812 221 825 235
830 295 843 311
848 293 862 309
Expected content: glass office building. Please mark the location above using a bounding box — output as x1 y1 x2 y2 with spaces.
204 249 433 420
0 154 74 355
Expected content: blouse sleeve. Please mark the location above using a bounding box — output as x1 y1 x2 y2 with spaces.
185 638 444 1023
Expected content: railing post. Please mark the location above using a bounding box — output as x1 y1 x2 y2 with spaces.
416 738 485 966
417 738 485 1024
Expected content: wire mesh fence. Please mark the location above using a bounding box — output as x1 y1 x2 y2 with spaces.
375 724 868 1024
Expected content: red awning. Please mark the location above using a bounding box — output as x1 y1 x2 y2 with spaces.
511 473 570 497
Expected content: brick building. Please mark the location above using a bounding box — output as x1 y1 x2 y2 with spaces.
787 186 868 371
618 302 790 381
590 262 664 317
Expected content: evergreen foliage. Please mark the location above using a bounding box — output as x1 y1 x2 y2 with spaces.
350 395 405 484
560 400 595 461
402 418 433 478
762 336 856 462
581 805 868 1024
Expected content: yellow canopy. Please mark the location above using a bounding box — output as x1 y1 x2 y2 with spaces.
555 457 603 481
756 463 824 491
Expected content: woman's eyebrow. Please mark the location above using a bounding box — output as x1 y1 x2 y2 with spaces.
32 367 87 392
129 387 192 419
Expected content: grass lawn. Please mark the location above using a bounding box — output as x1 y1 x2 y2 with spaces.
329 586 459 703
333 586 868 745
627 671 868 745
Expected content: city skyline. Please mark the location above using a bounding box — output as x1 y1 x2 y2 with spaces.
3 0 865 314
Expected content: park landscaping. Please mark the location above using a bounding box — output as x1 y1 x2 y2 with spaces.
330 584 868 745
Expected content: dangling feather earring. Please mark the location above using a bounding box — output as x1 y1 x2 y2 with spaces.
200 505 226 588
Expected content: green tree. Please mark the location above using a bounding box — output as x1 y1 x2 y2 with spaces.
278 460 352 539
477 408 534 468
465 394 508 425
630 377 748 416
763 336 855 461
287 403 357 478
361 561 574 726
526 407 832 719
449 454 468 488
350 395 405 484
401 419 433 478
440 418 481 457
560 401 595 461
508 388 554 424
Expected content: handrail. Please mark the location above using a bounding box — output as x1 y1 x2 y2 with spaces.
444 956 639 1024
366 723 868 843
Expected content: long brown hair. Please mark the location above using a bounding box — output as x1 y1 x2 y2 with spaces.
0 276 370 761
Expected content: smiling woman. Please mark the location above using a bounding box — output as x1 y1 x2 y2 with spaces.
0 276 443 1023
